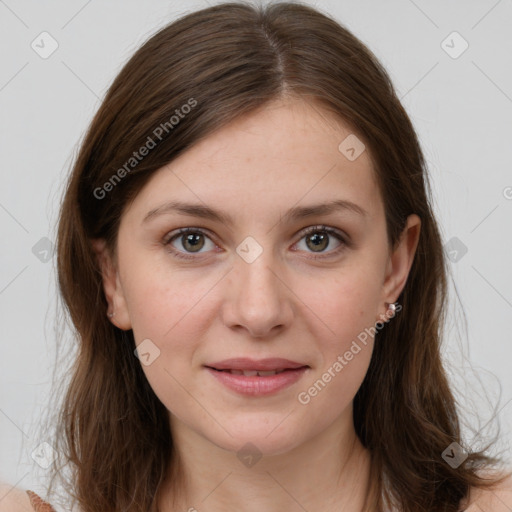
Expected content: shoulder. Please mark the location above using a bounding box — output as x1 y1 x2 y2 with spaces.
0 482 33 511
461 470 512 511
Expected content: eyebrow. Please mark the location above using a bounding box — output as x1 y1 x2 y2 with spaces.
142 199 368 226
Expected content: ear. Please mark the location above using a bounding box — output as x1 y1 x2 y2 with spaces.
91 238 132 330
380 214 421 311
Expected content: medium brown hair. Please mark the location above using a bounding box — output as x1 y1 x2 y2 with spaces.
45 2 510 511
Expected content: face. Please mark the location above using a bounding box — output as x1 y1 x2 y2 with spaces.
97 97 420 457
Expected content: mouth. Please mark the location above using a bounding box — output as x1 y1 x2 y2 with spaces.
203 358 310 396
206 367 306 376
205 357 309 372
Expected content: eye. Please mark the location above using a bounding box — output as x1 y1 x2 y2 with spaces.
293 225 348 259
163 228 217 260
163 225 349 261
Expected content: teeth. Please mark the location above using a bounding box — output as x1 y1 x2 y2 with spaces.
224 369 287 376
257 370 280 376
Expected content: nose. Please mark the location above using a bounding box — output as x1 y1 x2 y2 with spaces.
221 250 294 339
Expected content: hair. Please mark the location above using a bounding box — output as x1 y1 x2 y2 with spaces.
43 1 510 511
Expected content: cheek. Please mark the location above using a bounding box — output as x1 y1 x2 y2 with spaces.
302 265 382 349
121 261 221 387
295 278 378 417
123 269 212 419
122 253 213 342
293 263 383 405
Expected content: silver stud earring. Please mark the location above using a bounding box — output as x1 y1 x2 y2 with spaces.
108 311 115 318
387 302 396 315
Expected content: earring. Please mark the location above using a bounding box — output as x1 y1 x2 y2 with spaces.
108 311 115 318
387 302 396 315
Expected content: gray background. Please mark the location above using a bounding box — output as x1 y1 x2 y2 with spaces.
1 0 511 500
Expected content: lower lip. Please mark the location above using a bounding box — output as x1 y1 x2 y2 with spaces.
205 367 309 396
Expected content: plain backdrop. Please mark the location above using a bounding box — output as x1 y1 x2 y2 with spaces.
1 0 511 501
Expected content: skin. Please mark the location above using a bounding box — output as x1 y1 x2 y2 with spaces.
94 97 421 511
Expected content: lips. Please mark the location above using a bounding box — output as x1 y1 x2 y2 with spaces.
204 358 310 396
205 363 309 396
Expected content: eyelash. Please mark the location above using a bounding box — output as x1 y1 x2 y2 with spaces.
163 225 350 261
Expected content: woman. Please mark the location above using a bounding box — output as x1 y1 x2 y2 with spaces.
2 2 511 511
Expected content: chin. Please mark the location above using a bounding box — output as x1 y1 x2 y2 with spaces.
205 420 306 459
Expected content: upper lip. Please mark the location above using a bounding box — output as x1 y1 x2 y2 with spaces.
205 358 309 371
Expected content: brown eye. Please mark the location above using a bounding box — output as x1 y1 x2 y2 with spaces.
164 228 216 259
164 225 349 261
294 226 348 258
305 231 330 252
180 232 205 252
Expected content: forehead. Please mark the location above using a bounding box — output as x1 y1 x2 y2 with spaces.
127 97 383 225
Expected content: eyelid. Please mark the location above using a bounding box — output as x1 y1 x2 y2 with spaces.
296 224 348 242
162 226 217 245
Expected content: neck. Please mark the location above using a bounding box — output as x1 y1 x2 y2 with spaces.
158 408 375 512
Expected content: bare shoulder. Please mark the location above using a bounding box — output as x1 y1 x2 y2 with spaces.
462 470 512 511
0 482 33 511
